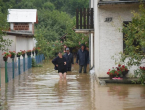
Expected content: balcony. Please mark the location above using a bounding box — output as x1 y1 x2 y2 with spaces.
75 8 94 33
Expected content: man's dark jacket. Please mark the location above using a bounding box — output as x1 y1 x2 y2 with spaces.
63 53 74 68
76 49 89 66
52 56 66 70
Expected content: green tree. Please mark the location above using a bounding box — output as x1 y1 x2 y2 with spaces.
2 0 89 58
0 5 12 51
50 0 89 16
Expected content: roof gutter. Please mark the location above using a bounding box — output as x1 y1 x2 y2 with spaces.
98 1 145 6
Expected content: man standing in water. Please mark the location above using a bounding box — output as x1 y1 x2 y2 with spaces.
52 52 67 79
76 44 89 73
64 48 74 71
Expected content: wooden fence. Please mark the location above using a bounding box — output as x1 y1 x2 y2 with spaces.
76 8 94 29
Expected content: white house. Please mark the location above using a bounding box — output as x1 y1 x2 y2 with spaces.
75 0 144 78
0 9 37 67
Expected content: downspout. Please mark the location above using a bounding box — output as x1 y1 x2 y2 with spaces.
89 0 94 70
89 31 94 70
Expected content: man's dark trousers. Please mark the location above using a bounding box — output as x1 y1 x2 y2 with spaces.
79 65 87 73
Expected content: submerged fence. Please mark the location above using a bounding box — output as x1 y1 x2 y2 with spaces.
4 54 44 83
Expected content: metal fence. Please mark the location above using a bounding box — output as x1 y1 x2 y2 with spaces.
4 54 44 83
35 54 44 64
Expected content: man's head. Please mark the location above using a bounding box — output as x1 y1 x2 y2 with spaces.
58 52 62 58
66 48 70 54
81 44 85 51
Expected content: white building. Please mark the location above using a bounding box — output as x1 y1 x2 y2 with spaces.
0 9 37 67
75 0 143 78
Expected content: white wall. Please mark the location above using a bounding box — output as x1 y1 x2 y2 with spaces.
29 23 34 33
94 0 100 76
16 36 34 59
0 35 35 67
0 35 16 67
10 23 14 30
95 4 139 77
16 37 34 52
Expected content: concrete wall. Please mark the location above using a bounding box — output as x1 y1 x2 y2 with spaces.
16 36 34 52
29 23 34 34
94 0 100 76
0 35 35 67
0 35 16 67
10 23 14 30
16 36 34 59
29 23 33 31
95 3 139 77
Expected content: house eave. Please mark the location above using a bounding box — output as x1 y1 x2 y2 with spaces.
74 29 94 33
4 31 34 37
98 1 145 6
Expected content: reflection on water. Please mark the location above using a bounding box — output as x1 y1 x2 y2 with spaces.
107 85 129 99
0 61 145 110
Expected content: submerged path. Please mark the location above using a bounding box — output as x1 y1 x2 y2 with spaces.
0 61 145 110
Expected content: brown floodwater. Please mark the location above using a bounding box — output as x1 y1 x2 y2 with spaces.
0 61 145 110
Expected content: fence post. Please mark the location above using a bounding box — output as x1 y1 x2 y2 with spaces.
28 56 29 69
0 68 1 88
41 54 43 62
40 54 42 62
43 54 45 60
35 55 37 63
38 55 39 63
5 61 8 83
29 56 31 69
18 57 20 75
12 58 15 79
39 55 40 63
30 56 32 68
23 57 25 71
28 56 31 69
37 55 38 63
37 55 38 64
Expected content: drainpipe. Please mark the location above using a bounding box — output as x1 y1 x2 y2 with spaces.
89 31 94 70
89 32 91 69
89 0 94 70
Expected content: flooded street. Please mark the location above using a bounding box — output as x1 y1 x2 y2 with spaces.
1 61 145 110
